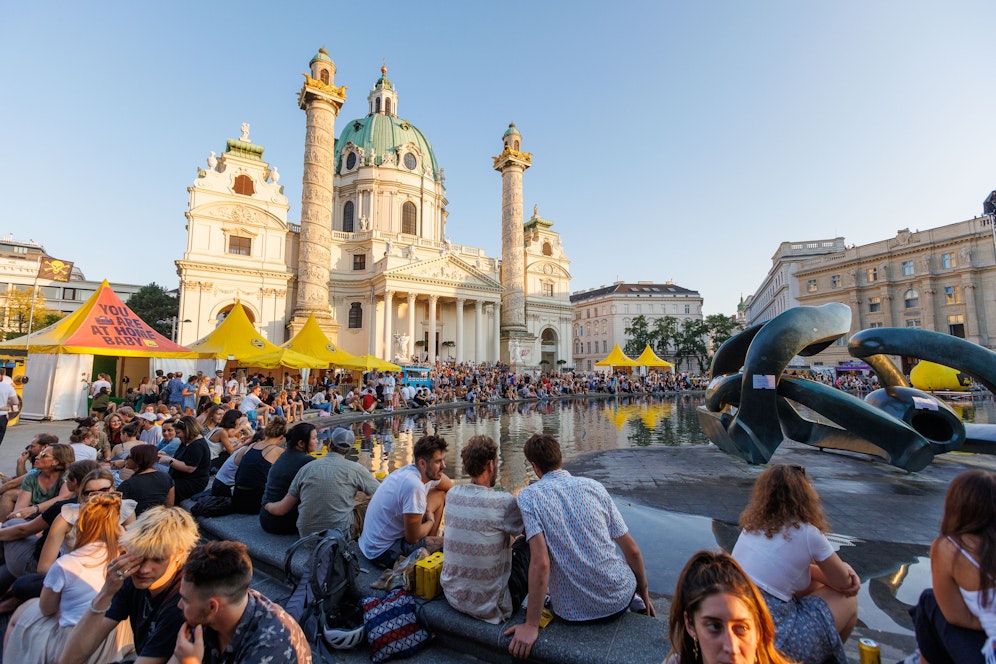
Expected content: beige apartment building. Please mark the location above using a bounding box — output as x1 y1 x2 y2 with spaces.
754 215 996 369
570 281 703 371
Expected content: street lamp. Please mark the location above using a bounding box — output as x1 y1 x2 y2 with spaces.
157 316 192 342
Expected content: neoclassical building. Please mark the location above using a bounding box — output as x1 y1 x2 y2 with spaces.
177 50 571 366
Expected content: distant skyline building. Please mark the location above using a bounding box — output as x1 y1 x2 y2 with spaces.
745 205 996 370
177 49 572 365
570 281 704 371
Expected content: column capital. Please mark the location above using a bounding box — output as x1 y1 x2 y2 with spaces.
475 299 484 310
384 289 395 299
428 294 439 303
407 292 417 303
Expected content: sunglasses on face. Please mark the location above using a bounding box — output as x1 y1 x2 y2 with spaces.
37 452 52 459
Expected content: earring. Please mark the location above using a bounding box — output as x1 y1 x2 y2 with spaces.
692 636 700 661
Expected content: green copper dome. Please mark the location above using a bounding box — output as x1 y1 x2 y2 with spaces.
374 66 393 91
503 122 520 137
310 47 333 66
335 114 440 182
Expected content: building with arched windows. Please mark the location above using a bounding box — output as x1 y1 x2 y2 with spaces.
176 50 572 366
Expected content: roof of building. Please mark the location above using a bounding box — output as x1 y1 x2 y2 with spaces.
335 113 439 181
503 122 520 138
570 281 700 303
374 66 393 91
310 47 333 66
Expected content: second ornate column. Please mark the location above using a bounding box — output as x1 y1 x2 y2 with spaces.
428 295 438 364
455 298 465 363
383 290 394 361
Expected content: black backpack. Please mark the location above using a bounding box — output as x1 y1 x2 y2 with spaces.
284 529 363 659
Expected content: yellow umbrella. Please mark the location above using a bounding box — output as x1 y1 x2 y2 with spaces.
343 355 403 372
237 347 329 370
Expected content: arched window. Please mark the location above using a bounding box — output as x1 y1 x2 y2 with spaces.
402 202 417 235
348 302 363 329
343 201 354 232
385 98 392 115
375 98 381 113
904 288 920 308
320 69 329 85
542 242 552 256
233 174 254 196
513 140 520 150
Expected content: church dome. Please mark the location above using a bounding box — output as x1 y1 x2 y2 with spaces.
334 114 440 182
503 122 520 138
310 47 333 66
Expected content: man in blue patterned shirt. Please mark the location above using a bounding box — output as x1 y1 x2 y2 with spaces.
505 434 655 659
172 540 311 663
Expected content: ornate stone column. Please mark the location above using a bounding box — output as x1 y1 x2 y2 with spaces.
289 49 346 338
428 295 438 364
475 300 484 363
407 293 417 361
383 290 394 361
492 302 501 362
455 298 465 363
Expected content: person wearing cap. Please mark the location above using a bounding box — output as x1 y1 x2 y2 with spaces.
137 411 163 447
263 427 379 539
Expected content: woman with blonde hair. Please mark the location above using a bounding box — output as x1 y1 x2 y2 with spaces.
909 469 996 664
667 550 795 664
3 489 133 662
732 464 859 664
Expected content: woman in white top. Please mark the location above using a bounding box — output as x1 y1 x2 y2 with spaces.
732 464 859 664
3 490 133 662
910 469 996 664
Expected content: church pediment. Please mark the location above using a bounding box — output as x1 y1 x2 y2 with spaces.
526 259 571 280
383 255 502 291
196 203 288 233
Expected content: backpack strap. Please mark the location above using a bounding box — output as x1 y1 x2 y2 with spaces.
283 531 325 584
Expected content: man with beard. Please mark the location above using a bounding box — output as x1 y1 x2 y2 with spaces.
359 434 452 568
441 435 528 624
63 506 200 664
172 541 310 663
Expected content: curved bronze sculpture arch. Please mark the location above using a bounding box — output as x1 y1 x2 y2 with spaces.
698 306 994 471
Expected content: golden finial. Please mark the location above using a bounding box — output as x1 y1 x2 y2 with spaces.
319 47 328 55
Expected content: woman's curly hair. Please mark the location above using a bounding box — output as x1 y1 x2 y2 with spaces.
739 464 829 537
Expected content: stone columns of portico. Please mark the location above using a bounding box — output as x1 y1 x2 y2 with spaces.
368 295 379 357
963 279 979 341
428 295 438 364
492 301 501 362
383 290 394 361
475 301 484 363
407 293 417 361
455 298 465 363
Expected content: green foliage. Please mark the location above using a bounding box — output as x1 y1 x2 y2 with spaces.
1 289 61 341
623 315 652 356
126 283 178 338
622 312 743 372
704 313 742 349
674 319 711 372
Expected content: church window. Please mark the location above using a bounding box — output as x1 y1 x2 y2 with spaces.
320 69 329 84
343 202 354 232
375 98 381 114
233 175 254 196
353 254 366 270
542 242 552 256
228 236 251 256
513 140 520 150
543 283 554 297
402 202 417 234
346 152 357 170
404 153 417 170
348 302 363 328
385 98 392 115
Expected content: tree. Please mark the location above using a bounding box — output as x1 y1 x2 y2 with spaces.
2 288 60 341
704 313 743 350
126 283 178 338
652 316 680 360
674 318 711 372
623 315 653 357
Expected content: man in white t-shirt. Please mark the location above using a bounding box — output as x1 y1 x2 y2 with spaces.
137 412 163 447
239 385 270 428
359 435 453 567
382 372 397 412
0 369 20 448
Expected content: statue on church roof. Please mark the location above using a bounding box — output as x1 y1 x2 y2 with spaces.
270 166 280 184
207 151 218 170
240 122 251 143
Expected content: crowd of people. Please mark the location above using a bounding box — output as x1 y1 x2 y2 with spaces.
0 364 990 663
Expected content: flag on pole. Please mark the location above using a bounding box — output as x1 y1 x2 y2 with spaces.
37 257 74 282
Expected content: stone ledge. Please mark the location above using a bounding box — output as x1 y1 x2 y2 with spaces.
197 514 668 664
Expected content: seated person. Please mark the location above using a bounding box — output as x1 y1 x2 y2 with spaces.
505 434 655 660
231 419 286 514
0 434 52 520
62 507 201 664
172 541 310 663
359 435 452 568
441 435 528 624
411 388 429 408
118 444 175 515
359 386 378 414
258 422 316 535
264 427 379 538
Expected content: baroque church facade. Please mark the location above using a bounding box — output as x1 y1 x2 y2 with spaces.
176 48 571 367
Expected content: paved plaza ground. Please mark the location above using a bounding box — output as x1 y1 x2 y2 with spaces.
4 415 994 661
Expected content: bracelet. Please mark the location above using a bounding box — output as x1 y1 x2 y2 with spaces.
88 598 109 615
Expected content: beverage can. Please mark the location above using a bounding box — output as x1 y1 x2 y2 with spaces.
858 638 881 664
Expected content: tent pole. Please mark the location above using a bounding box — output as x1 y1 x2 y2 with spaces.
26 256 41 350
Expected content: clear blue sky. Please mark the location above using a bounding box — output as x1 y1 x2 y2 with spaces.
3 1 995 315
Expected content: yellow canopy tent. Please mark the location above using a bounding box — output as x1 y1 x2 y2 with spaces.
347 355 403 373
281 314 364 368
185 302 325 369
594 344 639 367
635 344 674 369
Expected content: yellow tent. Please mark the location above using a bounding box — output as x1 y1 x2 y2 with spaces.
0 280 200 359
347 355 403 373
635 344 674 369
281 314 364 368
594 344 639 367
186 302 325 369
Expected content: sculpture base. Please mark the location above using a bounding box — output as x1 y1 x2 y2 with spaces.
500 329 535 367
